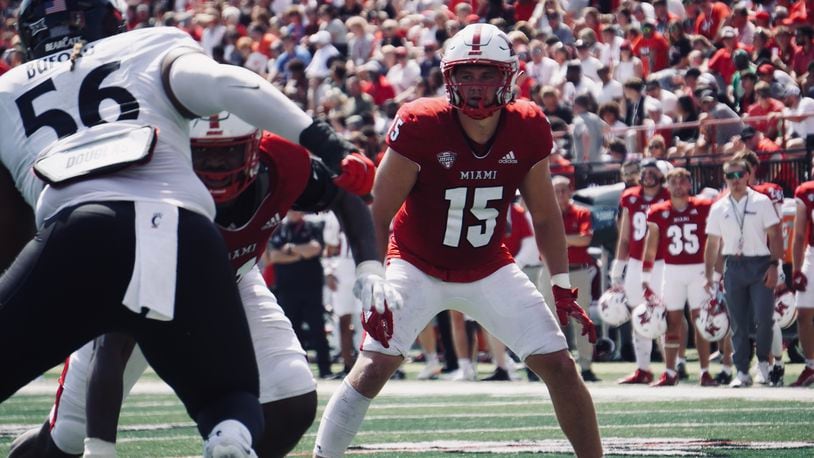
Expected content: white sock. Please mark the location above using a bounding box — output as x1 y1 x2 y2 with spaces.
83 438 117 457
771 322 783 361
677 357 686 365
721 365 733 375
314 380 372 458
458 358 472 371
633 332 653 371
425 352 438 365
700 367 708 375
806 359 814 370
666 368 677 377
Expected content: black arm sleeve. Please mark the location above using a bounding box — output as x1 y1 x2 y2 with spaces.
291 157 340 213
292 157 377 265
298 119 358 175
330 191 378 265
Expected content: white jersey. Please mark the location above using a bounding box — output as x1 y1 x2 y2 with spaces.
0 27 214 227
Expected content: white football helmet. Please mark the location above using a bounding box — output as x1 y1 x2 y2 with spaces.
598 287 630 327
190 112 261 203
632 296 667 339
441 23 519 120
774 290 798 329
695 297 730 342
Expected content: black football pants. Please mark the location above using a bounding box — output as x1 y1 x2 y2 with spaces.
0 202 263 441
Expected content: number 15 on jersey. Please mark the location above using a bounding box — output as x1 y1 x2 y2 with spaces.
443 186 503 248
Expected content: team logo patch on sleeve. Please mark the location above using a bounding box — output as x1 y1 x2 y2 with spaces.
437 151 457 169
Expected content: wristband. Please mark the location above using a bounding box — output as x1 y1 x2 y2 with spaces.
642 260 654 270
551 273 572 289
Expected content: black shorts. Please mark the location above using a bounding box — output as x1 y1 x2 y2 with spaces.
0 201 262 437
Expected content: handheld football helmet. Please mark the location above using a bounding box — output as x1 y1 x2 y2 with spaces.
631 295 667 339
441 23 519 120
774 290 798 329
598 286 630 327
17 0 127 60
695 296 730 342
190 112 261 204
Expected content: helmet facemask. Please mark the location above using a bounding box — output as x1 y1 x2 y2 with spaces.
441 24 519 120
191 129 261 204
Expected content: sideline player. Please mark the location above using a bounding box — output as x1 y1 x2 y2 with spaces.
611 159 671 384
641 168 718 386
7 115 380 458
313 24 602 458
0 1 373 456
791 180 814 387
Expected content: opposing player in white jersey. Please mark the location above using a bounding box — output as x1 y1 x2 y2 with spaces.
641 167 718 386
0 1 373 456
611 159 671 384
7 115 380 457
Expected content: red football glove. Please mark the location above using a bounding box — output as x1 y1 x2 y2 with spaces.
361 306 394 348
553 285 597 344
793 270 808 292
333 152 375 196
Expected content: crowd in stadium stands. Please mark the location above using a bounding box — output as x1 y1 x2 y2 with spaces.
2 0 813 385
3 0 812 169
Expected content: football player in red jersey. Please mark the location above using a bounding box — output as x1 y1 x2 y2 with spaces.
642 167 718 386
611 159 672 384
314 24 601 458
7 114 381 458
791 180 814 387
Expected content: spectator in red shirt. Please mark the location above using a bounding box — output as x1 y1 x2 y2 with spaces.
791 26 814 79
357 62 396 106
634 20 670 77
693 0 730 43
773 26 796 73
746 81 785 139
706 26 740 85
514 0 537 22
741 126 781 155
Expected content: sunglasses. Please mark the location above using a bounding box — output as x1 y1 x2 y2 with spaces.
724 171 747 180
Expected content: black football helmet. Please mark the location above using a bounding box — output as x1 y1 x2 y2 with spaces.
17 0 127 60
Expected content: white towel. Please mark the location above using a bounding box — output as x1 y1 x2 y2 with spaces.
122 202 179 321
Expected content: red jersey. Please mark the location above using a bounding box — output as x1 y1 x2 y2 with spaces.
746 99 785 133
620 185 671 260
563 203 593 265
694 2 730 41
219 132 311 278
794 181 814 247
385 98 552 282
633 33 670 76
753 182 784 208
503 203 533 257
647 197 712 265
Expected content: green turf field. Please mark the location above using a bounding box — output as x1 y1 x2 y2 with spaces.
1 361 813 457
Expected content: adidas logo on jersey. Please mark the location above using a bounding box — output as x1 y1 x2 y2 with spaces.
498 151 518 164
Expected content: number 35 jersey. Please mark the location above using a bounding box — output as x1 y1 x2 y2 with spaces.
0 27 212 227
384 98 552 283
647 197 713 265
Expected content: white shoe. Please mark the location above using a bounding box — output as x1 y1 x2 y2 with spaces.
204 421 257 458
755 361 770 385
444 366 476 381
729 372 753 388
417 359 443 380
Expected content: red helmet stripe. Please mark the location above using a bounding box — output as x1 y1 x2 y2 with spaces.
469 25 482 55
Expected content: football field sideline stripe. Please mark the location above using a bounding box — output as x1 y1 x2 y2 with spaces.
99 419 814 444
2 405 812 423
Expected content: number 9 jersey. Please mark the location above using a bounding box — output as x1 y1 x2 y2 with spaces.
0 27 212 227
384 98 552 282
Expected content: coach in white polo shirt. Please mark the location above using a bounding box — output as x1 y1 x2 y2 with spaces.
704 158 783 388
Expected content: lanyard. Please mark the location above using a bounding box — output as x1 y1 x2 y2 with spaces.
728 193 749 254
